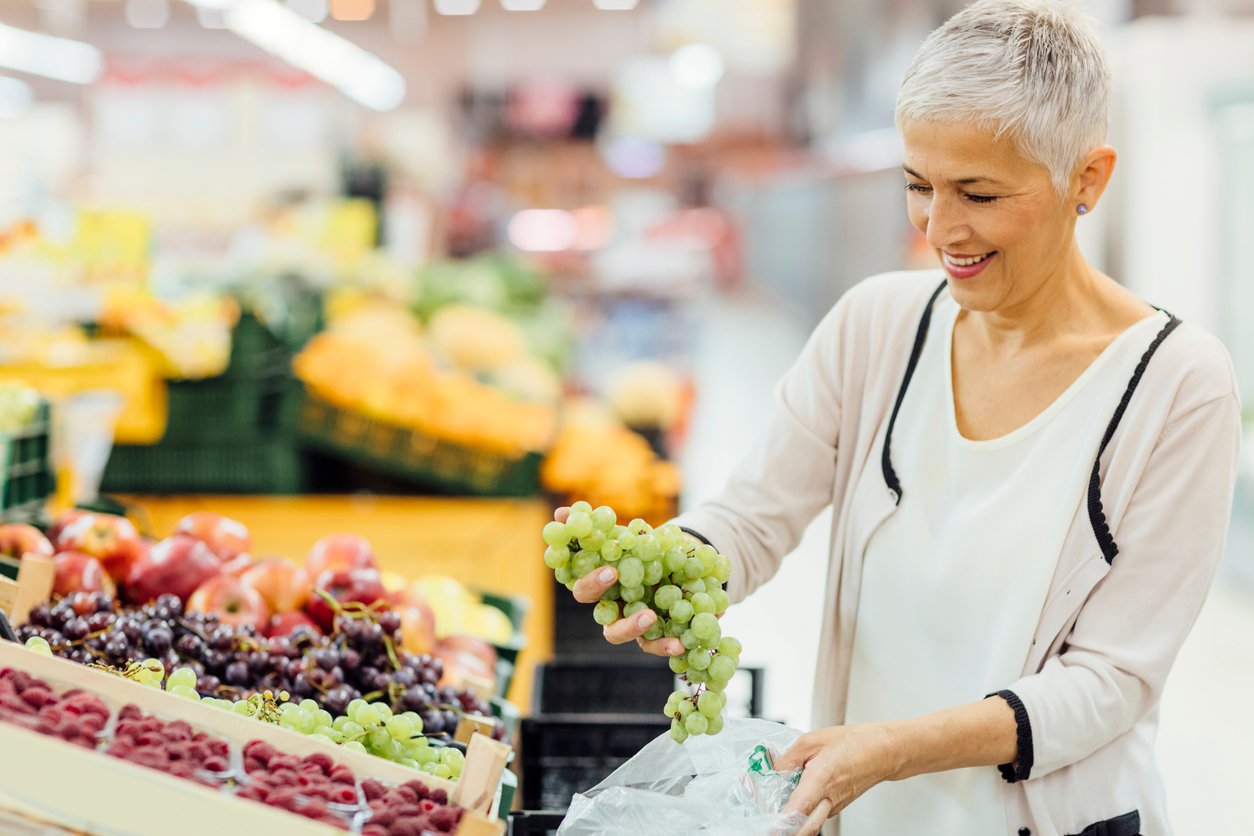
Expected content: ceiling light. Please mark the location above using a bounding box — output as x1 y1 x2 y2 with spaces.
669 44 724 90
0 22 102 84
220 0 406 110
434 0 480 15
285 0 327 23
126 0 171 29
501 0 545 9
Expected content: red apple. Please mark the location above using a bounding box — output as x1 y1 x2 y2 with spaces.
187 574 270 634
46 508 90 550
57 513 144 583
52 551 116 598
175 512 252 562
400 600 438 656
219 553 256 578
0 523 54 560
123 534 222 605
305 533 377 578
433 635 498 690
305 567 388 633
267 610 322 639
241 558 310 614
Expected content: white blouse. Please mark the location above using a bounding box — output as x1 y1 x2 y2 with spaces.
840 295 1168 836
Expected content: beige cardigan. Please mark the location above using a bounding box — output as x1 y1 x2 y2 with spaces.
673 270 1242 836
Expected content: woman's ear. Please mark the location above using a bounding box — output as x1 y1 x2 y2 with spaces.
1073 145 1117 212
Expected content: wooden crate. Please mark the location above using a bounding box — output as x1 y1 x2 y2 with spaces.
0 640 507 835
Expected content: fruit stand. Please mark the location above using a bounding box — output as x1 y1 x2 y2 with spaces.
129 495 554 711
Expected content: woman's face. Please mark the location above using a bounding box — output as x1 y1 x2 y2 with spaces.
900 119 1076 313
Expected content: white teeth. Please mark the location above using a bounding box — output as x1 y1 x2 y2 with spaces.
947 253 991 267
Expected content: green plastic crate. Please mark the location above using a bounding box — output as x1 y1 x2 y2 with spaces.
0 401 53 513
160 374 287 443
287 384 543 497
160 313 290 443
101 440 304 494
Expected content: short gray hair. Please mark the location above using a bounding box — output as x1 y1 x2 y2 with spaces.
895 0 1110 196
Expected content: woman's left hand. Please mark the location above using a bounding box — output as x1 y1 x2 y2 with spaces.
774 724 899 836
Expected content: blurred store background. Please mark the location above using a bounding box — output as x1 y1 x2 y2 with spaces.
0 0 1251 831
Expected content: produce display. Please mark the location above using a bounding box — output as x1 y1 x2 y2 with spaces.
540 502 740 742
293 302 557 457
0 383 42 433
541 409 681 525
7 508 510 780
0 663 472 833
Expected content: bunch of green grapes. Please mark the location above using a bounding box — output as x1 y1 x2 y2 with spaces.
167 670 464 779
542 501 742 743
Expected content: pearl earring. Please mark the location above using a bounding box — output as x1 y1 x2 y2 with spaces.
1077 204 1089 215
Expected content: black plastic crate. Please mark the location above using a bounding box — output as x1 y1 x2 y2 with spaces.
101 440 304 494
534 656 764 719
520 713 672 811
0 401 52 512
509 810 566 836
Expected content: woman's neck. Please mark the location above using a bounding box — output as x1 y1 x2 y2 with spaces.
955 248 1132 358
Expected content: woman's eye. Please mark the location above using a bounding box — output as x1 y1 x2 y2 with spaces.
904 183 931 195
965 194 998 204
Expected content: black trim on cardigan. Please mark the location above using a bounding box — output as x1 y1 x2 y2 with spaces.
1066 809 1141 836
1087 315 1181 563
881 280 949 504
678 526 713 549
989 689 1035 782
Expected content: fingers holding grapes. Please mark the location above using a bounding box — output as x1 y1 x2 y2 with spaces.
543 503 742 740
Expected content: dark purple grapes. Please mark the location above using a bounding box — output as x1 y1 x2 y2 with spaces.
142 625 173 656
225 661 250 686
62 617 90 641
377 611 400 636
86 612 115 633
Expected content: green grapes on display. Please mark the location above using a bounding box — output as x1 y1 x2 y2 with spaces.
542 502 741 742
164 665 464 779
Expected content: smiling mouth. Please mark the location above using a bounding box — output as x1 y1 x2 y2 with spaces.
943 252 995 267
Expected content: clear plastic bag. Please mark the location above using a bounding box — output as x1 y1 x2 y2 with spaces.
558 718 809 836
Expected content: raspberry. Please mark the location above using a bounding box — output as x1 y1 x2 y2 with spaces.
402 781 430 801
207 739 229 758
141 718 163 734
369 811 395 829
418 799 437 813
332 786 358 806
244 756 267 774
388 821 423 836
429 789 448 805
361 780 387 801
298 800 328 820
329 765 356 785
302 751 334 775
429 807 458 832
20 688 53 709
118 704 143 722
136 733 163 748
166 720 194 741
394 786 418 804
362 827 388 836
237 785 269 802
203 756 228 773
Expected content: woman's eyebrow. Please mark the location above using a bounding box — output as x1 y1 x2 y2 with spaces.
901 164 1007 187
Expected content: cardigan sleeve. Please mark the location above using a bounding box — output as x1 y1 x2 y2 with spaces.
995 389 1241 781
669 291 854 602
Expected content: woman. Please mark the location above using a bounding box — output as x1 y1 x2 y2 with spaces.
562 1 1241 834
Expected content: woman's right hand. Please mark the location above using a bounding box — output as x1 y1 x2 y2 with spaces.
555 506 685 657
